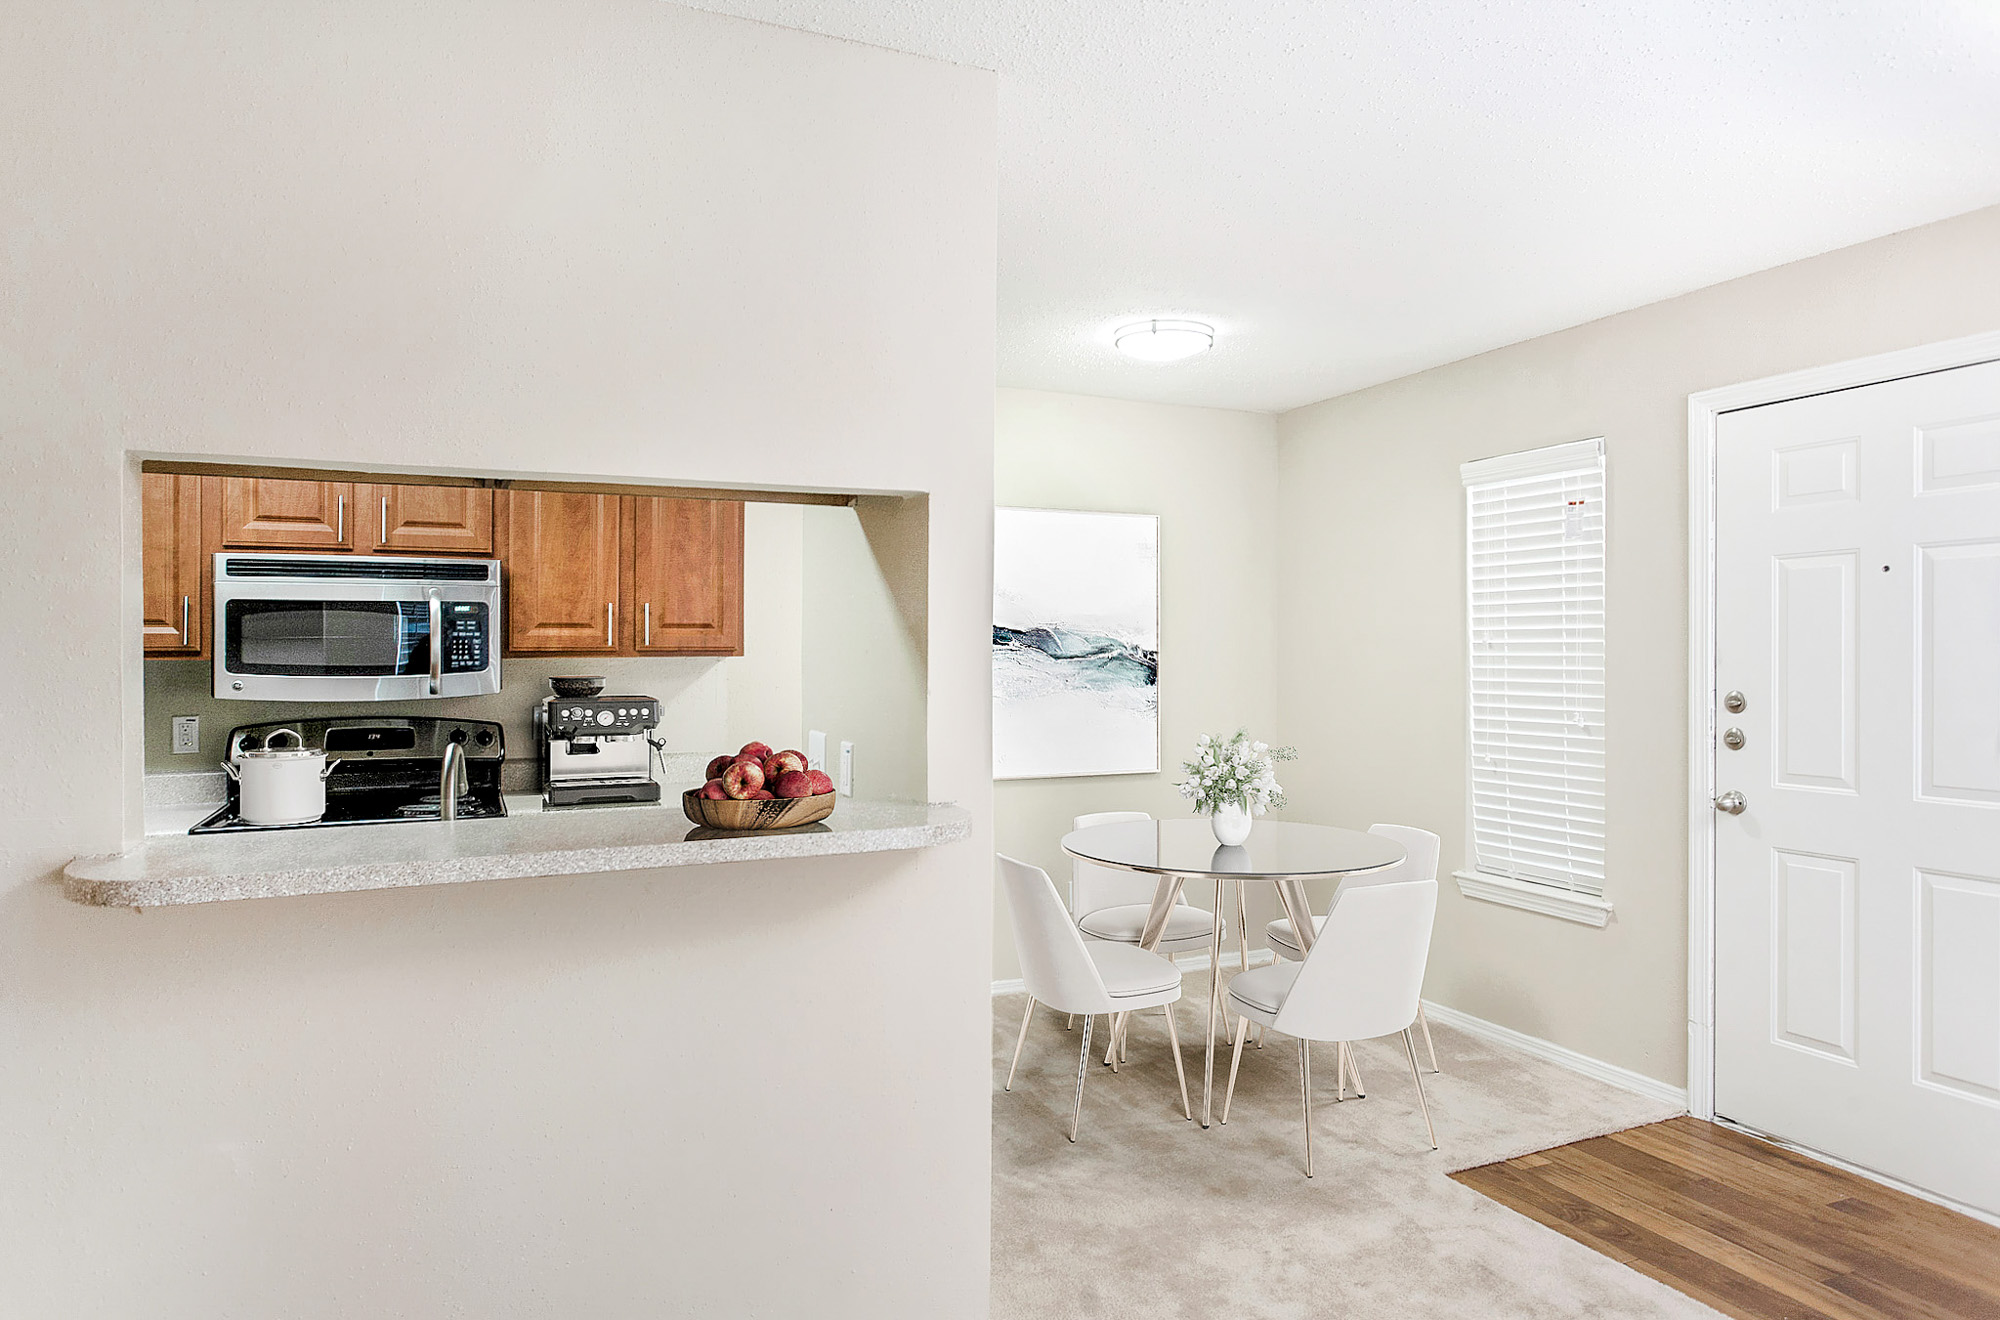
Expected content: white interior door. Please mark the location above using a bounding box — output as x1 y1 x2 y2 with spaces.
1714 357 2000 1217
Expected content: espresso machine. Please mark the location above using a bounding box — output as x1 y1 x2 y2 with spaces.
534 691 663 808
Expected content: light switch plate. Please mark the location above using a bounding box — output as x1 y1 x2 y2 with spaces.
808 730 827 770
839 741 853 795
171 716 200 754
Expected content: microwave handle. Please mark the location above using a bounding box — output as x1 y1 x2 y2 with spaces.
427 590 443 696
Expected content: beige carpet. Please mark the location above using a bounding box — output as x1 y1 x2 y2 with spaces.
992 973 1725 1318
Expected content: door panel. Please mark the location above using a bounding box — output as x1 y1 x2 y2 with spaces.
1772 553 1857 791
362 483 494 555
496 491 622 654
219 477 354 549
1919 542 2000 804
141 473 203 655
1918 869 2000 1104
1918 413 2000 492
1714 357 2000 1217
1770 850 1857 1063
628 496 743 655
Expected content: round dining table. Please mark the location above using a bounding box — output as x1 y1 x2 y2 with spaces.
1060 817 1407 1127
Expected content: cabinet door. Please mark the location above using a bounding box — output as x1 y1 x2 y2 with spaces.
628 497 744 655
361 483 494 555
497 491 623 654
219 477 355 549
142 473 204 655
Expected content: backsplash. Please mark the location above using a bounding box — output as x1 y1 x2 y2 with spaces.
145 656 779 787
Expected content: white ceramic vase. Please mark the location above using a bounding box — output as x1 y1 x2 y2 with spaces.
1210 800 1253 847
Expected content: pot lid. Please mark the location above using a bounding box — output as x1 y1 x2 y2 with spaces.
234 747 324 760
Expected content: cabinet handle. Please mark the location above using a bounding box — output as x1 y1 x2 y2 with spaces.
380 495 389 546
644 602 651 647
180 594 190 646
336 494 345 543
607 601 615 649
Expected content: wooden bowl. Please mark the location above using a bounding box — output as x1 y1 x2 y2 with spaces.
681 788 836 830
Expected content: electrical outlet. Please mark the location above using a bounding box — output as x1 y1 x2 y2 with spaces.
808 730 827 769
171 716 200 754
838 741 853 795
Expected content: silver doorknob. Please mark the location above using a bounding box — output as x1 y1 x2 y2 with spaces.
1715 790 1746 815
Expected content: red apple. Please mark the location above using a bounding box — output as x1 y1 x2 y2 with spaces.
806 769 835 796
722 759 765 799
706 755 734 781
745 788 775 800
773 770 814 798
738 741 774 762
700 779 730 801
764 750 807 781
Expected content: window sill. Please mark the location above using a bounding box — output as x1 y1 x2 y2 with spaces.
1452 869 1614 927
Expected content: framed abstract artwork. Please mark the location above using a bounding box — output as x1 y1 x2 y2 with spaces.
992 507 1160 779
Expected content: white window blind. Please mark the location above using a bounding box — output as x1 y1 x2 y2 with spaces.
1461 438 1606 895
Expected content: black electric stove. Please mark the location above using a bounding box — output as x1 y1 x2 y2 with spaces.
191 716 508 834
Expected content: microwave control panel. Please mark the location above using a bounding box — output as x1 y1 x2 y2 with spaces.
438 602 489 674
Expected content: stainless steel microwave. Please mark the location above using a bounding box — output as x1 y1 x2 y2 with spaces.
212 554 502 701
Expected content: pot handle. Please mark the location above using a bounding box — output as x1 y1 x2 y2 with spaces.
262 728 305 752
318 757 345 781
219 760 240 781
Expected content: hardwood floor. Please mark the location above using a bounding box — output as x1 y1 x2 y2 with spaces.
1452 1117 2000 1320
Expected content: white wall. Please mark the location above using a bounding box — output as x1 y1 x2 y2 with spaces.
992 389 1280 982
1275 203 2000 1086
802 497 930 802
0 4 996 1317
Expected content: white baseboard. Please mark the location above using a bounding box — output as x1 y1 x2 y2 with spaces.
1419 1000 1689 1110
991 947 1275 998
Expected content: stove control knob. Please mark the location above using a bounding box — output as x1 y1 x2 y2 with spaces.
596 710 615 727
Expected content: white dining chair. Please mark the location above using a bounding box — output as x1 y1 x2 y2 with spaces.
1221 875 1439 1176
1264 823 1443 1075
998 855 1191 1139
1070 810 1238 1058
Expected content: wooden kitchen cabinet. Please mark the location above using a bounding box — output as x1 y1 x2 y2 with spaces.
496 490 625 654
359 483 494 555
142 473 206 656
218 477 355 550
627 496 744 656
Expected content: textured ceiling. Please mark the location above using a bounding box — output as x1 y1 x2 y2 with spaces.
681 1 2000 413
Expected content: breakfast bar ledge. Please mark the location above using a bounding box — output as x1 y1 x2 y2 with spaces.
63 800 971 908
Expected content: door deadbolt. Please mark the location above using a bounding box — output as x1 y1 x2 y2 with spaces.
1723 727 1745 750
1723 690 1747 714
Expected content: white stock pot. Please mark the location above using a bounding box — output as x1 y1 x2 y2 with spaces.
222 729 344 825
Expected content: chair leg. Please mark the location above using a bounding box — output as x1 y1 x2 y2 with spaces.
1336 1038 1347 1102
1222 1014 1250 1124
1005 996 1036 1091
1105 1011 1124 1071
1065 1013 1074 1031
1162 1003 1191 1121
1299 1037 1314 1178
1070 1015 1095 1142
1418 1003 1440 1073
1345 1042 1366 1098
1403 1029 1438 1150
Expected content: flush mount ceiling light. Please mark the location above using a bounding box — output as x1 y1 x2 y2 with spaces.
1113 318 1214 362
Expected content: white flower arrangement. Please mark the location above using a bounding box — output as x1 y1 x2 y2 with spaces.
1176 730 1296 816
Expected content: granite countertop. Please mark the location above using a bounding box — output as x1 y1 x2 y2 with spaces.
68 796 971 908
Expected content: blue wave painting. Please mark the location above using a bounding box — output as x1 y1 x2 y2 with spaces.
993 509 1160 779
992 626 1158 693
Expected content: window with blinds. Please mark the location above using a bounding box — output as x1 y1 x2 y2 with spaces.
1461 438 1606 895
